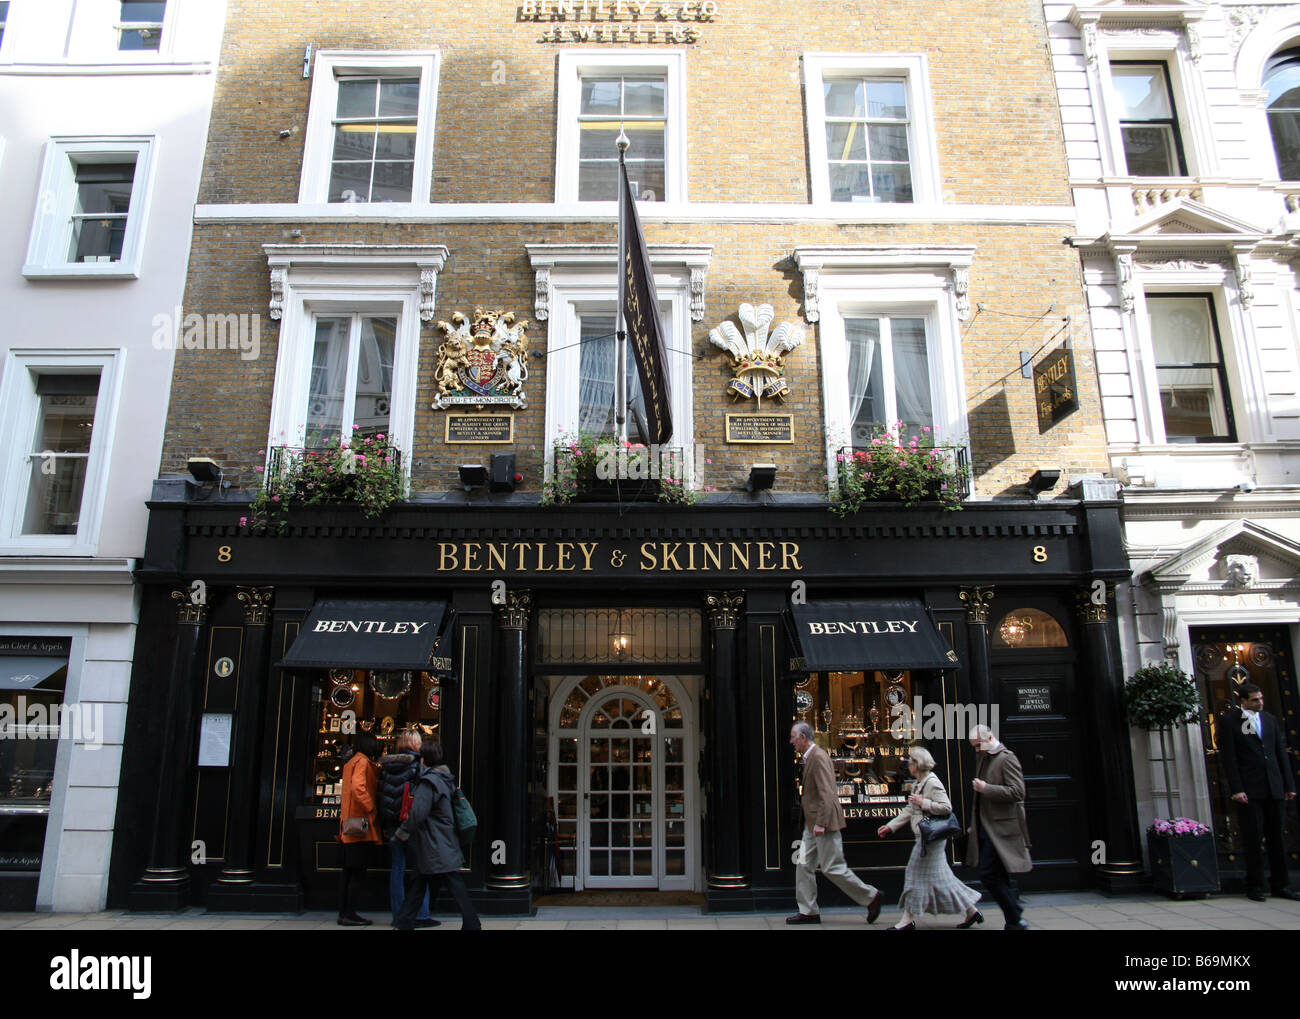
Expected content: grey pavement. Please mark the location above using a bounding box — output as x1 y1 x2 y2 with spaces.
3 889 1300 930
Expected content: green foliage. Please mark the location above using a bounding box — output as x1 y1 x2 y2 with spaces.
245 431 406 533
542 432 696 505
542 432 607 506
1124 661 1201 730
830 424 968 515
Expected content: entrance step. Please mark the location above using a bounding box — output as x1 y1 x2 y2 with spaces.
533 890 706 908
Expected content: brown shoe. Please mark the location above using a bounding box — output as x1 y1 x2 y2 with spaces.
785 912 821 925
866 892 883 925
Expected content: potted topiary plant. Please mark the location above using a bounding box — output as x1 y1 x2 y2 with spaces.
1125 661 1218 897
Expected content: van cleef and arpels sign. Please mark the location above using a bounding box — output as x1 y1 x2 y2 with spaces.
519 0 720 43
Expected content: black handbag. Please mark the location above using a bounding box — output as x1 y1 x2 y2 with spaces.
914 776 962 843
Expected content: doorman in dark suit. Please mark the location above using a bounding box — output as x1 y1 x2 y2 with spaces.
1218 683 1299 901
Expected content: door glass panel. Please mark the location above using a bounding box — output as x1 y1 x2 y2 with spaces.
558 794 576 819
557 765 576 791
611 795 631 819
665 765 684 791
666 850 685 875
633 853 653 876
665 737 683 763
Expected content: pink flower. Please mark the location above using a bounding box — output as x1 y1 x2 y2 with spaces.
271 495 280 502
376 433 385 440
352 424 360 430
255 466 264 473
239 516 248 527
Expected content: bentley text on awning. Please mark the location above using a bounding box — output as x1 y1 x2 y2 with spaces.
789 599 959 671
281 599 450 670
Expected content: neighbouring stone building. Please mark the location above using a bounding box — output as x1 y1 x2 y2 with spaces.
110 0 1148 915
1043 0 1300 883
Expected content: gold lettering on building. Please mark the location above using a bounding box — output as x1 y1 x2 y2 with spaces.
428 539 803 573
522 0 714 41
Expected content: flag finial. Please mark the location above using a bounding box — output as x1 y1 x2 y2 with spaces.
616 130 630 154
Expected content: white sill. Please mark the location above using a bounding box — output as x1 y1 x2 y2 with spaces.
23 262 141 280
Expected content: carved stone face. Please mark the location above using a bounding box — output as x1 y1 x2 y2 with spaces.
1224 554 1258 588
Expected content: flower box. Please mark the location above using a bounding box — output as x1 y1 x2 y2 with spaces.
1147 822 1219 898
544 433 694 505
832 426 970 515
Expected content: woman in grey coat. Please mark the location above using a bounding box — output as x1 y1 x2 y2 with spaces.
876 747 981 930
392 742 481 931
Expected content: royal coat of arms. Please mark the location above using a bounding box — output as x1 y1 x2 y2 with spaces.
708 303 805 404
431 308 530 410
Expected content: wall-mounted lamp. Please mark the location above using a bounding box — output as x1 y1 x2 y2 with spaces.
489 453 518 493
1027 468 1061 495
747 464 777 492
458 464 489 492
186 457 224 489
612 610 632 659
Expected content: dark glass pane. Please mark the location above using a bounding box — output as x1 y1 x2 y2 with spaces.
1150 296 1215 363
328 161 372 203
120 1 165 21
1112 65 1172 119
580 78 621 115
375 123 417 161
118 28 161 51
868 124 910 162
578 315 617 434
1267 110 1300 180
623 79 665 116
828 161 872 202
369 160 414 202
577 162 617 201
626 160 664 202
872 163 913 202
847 319 885 443
579 124 621 160
69 216 128 262
336 79 377 118
1157 368 1232 440
305 317 349 447
23 457 89 534
33 393 96 453
72 165 134 215
624 122 665 160
378 78 420 117
332 124 376 162
353 316 395 439
1122 125 1178 176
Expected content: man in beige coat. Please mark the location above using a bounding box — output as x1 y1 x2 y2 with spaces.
788 722 883 924
966 724 1032 930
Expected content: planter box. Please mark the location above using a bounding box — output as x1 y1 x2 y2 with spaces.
1147 832 1219 898
571 477 662 503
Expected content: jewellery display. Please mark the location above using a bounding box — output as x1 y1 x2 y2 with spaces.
369 670 412 699
329 668 351 686
330 686 354 708
885 684 906 706
795 690 813 712
380 715 395 735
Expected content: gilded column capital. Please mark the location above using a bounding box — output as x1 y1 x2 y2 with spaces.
959 586 994 625
171 589 209 626
236 586 274 626
1077 583 1110 624
497 590 532 630
705 591 744 630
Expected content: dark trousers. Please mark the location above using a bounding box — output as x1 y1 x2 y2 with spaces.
338 841 370 919
977 824 1022 925
396 870 481 931
1234 797 1291 893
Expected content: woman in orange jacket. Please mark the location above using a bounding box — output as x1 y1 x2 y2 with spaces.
338 733 382 926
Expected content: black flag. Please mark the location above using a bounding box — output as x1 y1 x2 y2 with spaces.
618 158 673 444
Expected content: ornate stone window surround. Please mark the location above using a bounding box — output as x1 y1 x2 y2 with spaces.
0 348 123 555
525 243 709 466
554 50 687 204
800 52 941 206
1088 229 1269 451
792 245 973 488
1070 4 1216 180
262 244 448 466
1235 9 1300 183
298 50 441 205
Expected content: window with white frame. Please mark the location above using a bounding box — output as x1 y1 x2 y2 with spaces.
555 51 686 203
1146 293 1235 443
0 3 10 51
117 1 165 51
528 245 704 456
845 316 933 443
299 51 440 204
24 137 155 279
0 353 120 552
1265 48 1300 181
263 245 446 463
802 54 939 205
1110 62 1187 177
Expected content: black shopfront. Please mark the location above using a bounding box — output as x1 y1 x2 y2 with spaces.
107 488 1145 913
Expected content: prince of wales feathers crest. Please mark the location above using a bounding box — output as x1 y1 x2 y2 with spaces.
708 303 805 404
432 308 530 410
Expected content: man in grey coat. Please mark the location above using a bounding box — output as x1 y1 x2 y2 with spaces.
966 724 1032 930
393 742 482 931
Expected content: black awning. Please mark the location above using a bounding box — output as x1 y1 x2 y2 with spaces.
789 599 958 671
282 599 449 670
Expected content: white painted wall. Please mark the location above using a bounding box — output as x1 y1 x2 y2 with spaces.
0 0 226 910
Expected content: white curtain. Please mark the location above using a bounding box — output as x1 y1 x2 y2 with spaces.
891 319 933 436
1148 297 1228 437
845 320 878 442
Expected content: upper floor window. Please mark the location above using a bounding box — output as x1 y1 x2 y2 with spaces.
299 52 440 204
306 315 396 447
575 312 649 443
1147 294 1234 443
0 352 120 553
1110 62 1187 177
24 137 156 279
846 317 933 444
555 51 686 204
802 54 939 205
117 1 165 51
1265 49 1300 181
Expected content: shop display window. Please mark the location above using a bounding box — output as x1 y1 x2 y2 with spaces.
992 608 1068 650
0 655 67 872
794 669 919 807
308 667 442 804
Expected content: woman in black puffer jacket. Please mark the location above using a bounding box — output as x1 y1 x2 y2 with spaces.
378 729 432 926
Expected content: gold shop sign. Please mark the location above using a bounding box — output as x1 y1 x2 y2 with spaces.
520 0 719 43
432 539 802 573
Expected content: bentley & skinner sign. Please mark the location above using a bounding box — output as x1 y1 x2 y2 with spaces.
520 0 719 43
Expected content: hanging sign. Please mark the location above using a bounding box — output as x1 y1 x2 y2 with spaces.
1034 347 1078 433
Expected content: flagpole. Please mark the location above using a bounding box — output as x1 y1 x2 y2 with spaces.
615 130 629 431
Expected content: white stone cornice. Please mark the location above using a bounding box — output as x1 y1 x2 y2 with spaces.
262 243 449 321
0 558 137 584
1069 4 1206 32
525 243 712 323
792 244 977 324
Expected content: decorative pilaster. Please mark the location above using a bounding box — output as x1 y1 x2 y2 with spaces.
1234 253 1254 310
705 591 746 888
801 267 820 323
490 590 531 890
419 268 438 321
130 588 210 909
268 266 286 320
1116 253 1135 315
951 265 971 321
960 586 994 708
690 266 707 322
212 587 274 897
1075 582 1144 891
533 266 550 321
